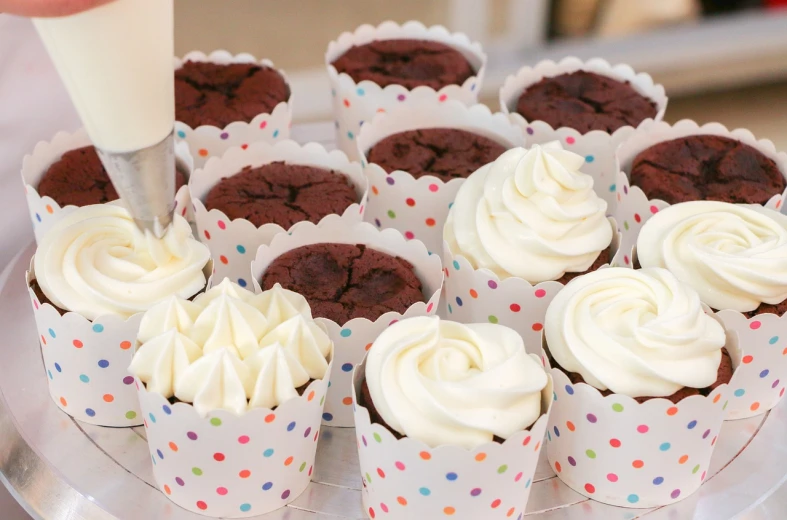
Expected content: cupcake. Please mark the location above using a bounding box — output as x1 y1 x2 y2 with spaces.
637 201 787 418
131 280 333 517
442 142 622 353
358 100 523 255
544 267 738 507
326 21 486 161
174 51 293 168
251 216 443 426
26 204 211 426
354 316 552 519
190 139 367 286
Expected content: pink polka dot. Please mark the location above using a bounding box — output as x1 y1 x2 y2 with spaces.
238 435 250 444
381 503 389 513
404 231 415 240
607 473 618 482
217 487 227 496
259 121 267 129
395 461 405 470
566 137 575 145
637 425 649 433
650 205 659 214
624 255 630 265
217 220 226 230
750 321 762 330
426 303 434 313
439 94 447 102
535 288 546 298
428 184 439 192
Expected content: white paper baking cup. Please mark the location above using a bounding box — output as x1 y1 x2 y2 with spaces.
21 127 194 242
251 215 444 426
191 139 368 286
357 99 524 255
136 352 333 518
614 119 787 261
25 258 213 427
326 21 487 161
175 51 293 169
352 354 553 520
545 326 741 508
441 220 623 356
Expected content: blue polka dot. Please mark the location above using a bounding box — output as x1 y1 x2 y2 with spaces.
525 478 531 488
157 449 164 459
79 374 89 383
322 412 333 421
240 504 251 512
347 131 354 140
35 213 42 223
236 245 246 254
47 370 53 380
760 369 770 378
609 184 616 192
341 363 353 372
585 155 595 163
273 129 280 138
48 328 56 338
419 487 431 496
162 405 172 415
565 385 574 395
262 482 273 491
553 426 560 437
359 121 364 127
627 494 639 504
687 420 697 429
471 83 476 91
455 297 463 306
446 472 457 481
356 88 365 96
340 329 352 338
85 408 96 417
452 260 460 270
770 336 779 345
98 359 109 368
653 477 664 485
734 389 745 397
149 413 156 423
659 442 671 451
263 448 274 457
54 363 61 372
177 130 186 139
287 421 296 431
237 278 247 287
92 324 104 333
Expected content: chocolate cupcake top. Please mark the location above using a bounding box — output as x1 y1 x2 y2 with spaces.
545 267 727 398
130 280 332 416
637 201 787 313
175 61 290 128
444 142 612 282
364 316 548 448
515 70 658 133
331 39 475 90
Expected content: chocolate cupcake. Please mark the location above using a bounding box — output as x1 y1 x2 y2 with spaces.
366 127 507 182
628 135 786 205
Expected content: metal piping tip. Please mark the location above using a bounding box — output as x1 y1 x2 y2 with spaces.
96 131 176 239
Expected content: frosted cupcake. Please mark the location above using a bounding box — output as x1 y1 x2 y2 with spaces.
26 204 210 426
131 280 333 517
354 316 552 518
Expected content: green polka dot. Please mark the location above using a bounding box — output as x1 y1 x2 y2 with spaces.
692 465 700 474
125 411 137 420
320 396 325 406
488 315 498 324
586 449 596 459
365 472 372 483
387 210 396 219
624 221 630 231
210 417 222 426
497 464 508 474
192 467 203 476
612 403 624 412
373 433 382 443
723 400 729 410
299 462 306 472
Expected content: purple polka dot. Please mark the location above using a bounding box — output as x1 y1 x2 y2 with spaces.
187 431 198 441
624 185 629 194
568 456 576 466
304 427 312 438
470 488 481 496
175 477 184 486
281 489 291 500
374 219 381 228
487 280 497 289
774 379 781 388
397 94 406 101
123 376 134 385
702 429 710 439
586 413 597 423
362 435 367 447
386 177 395 185
671 489 681 499
220 132 229 140
526 127 534 135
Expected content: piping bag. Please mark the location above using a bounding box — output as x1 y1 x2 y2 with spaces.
33 0 176 237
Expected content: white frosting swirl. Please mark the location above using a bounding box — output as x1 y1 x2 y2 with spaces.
129 329 202 397
190 294 269 360
545 267 726 397
637 201 787 312
175 348 254 417
34 205 210 320
444 143 613 283
137 297 203 344
365 316 547 449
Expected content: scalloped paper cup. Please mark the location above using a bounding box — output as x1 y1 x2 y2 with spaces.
326 21 487 161
191 140 369 286
136 355 332 518
614 119 787 260
358 100 524 254
442 219 623 355
352 355 553 520
251 215 444 426
22 128 194 242
545 327 741 508
26 258 213 427
175 51 292 169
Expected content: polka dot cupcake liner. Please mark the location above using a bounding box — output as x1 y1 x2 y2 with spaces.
190 139 368 286
351 355 554 520
614 119 787 261
545 326 742 508
135 355 332 518
251 215 444 427
326 20 487 162
441 219 623 356
174 51 292 169
358 99 524 255
21 127 194 243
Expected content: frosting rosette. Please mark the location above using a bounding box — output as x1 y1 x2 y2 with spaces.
130 280 333 416
545 267 726 398
444 142 612 282
33 204 210 320
365 316 547 449
637 201 787 313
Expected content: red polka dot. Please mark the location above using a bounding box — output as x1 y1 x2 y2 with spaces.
534 288 546 298
609 438 621 448
510 303 521 312
238 435 250 444
343 99 350 108
404 231 414 240
214 453 225 461
120 341 131 350
203 230 211 240
217 220 226 230
219 255 228 265
103 394 114 403
196 501 207 510
506 508 515 517
522 436 531 446
555 461 562 472
429 184 439 192
239 469 251 478
73 339 83 348
491 499 501 508
217 487 227 495
377 467 385 478
750 321 762 330
742 355 754 364
712 435 718 445
566 137 576 145
406 198 415 207
632 460 644 468
584 483 595 493
365 342 373 351
607 473 618 482
368 507 376 519
41 335 46 345
532 323 543 332
634 213 641 223
241 144 248 150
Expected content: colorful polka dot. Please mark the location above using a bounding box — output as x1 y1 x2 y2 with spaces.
210 417 222 426
73 339 83 348
637 424 649 433
196 501 207 510
568 456 576 466
734 389 745 397
607 473 618 482
126 411 136 420
262 482 273 490
671 489 681 499
750 321 761 330
612 403 624 412
586 413 597 423
187 431 198 440
192 467 203 476
627 494 639 504
93 324 104 333
240 504 251 512
584 483 595 494
79 374 89 383
98 359 109 368
653 476 664 485
610 438 621 448
632 460 644 469
419 487 431 496
586 449 596 459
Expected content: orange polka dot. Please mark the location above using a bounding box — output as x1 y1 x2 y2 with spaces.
566 421 575 432
534 441 541 452
371 186 379 195
377 108 386 113
265 413 276 422
632 460 644 468
220 255 228 265
59 397 67 407
783 347 787 355
307 391 315 401
103 394 114 403
397 496 407 506
120 341 132 350
507 508 516 518
169 442 178 451
239 469 251 478
751 402 760 411
475 452 486 462
198 149 208 157
444 507 455 515
164 485 171 495
425 218 436 227
555 461 562 472
342 397 353 405
284 457 294 466
46 204 54 214
420 451 431 460
679 455 689 464
41 335 46 345
469 289 478 298
365 343 373 351
713 394 721 403
667 406 678 416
